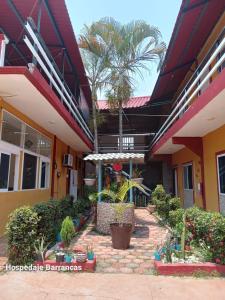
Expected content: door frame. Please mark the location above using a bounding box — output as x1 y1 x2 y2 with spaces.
182 161 195 206
216 151 225 212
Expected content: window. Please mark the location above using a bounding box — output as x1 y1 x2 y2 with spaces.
39 135 51 158
1 111 22 146
22 153 37 189
118 136 134 150
40 160 50 188
24 126 39 153
183 164 193 190
0 152 17 191
217 155 225 194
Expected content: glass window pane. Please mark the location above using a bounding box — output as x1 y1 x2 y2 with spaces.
1 111 22 146
188 165 193 189
40 161 49 188
24 126 39 153
8 154 16 191
39 135 51 158
22 153 37 189
0 153 10 189
218 156 225 194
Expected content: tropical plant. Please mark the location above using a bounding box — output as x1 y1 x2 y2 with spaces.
34 236 50 262
98 179 144 224
132 168 142 178
79 25 112 153
60 216 75 248
80 18 166 153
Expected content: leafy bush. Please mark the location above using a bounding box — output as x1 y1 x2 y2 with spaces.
168 208 184 228
6 206 39 265
58 196 75 220
152 184 166 204
169 197 181 211
60 216 75 248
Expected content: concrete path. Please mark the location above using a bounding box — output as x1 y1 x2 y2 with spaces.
0 272 225 300
71 208 169 274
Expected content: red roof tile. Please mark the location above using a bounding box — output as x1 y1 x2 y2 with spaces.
97 96 150 110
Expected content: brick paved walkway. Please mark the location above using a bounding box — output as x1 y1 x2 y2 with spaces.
71 208 169 274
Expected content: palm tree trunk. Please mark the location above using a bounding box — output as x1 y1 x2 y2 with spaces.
119 102 123 153
92 95 99 154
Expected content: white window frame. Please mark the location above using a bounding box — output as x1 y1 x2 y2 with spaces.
217 153 225 196
183 163 193 191
0 141 20 192
39 157 50 189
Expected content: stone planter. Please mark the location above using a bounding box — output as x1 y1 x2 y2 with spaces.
132 178 144 184
96 202 135 234
84 178 96 186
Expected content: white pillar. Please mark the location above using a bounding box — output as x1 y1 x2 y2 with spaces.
0 34 9 67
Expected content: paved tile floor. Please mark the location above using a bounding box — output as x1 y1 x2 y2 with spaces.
0 236 7 271
71 208 169 274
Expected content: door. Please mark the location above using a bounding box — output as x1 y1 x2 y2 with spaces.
69 169 78 201
173 168 178 197
183 163 194 208
217 154 225 213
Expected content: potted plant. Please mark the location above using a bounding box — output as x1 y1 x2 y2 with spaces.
132 168 144 184
99 180 144 249
34 236 50 262
55 251 65 263
86 244 94 260
65 252 73 263
60 216 75 249
84 173 96 186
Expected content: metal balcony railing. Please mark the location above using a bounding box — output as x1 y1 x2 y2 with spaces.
23 19 93 142
151 32 225 148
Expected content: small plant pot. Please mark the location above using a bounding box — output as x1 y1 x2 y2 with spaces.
56 252 65 263
84 178 96 186
87 252 94 261
36 253 44 262
132 178 144 184
154 251 161 261
65 254 73 263
110 223 132 250
76 252 87 263
175 244 181 251
148 205 156 214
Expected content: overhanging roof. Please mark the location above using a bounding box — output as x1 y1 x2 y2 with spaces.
97 96 151 110
151 0 225 104
84 153 145 164
0 0 91 105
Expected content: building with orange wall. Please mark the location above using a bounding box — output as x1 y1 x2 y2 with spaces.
150 0 225 213
0 0 93 236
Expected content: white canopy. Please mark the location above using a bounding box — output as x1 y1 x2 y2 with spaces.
84 153 145 164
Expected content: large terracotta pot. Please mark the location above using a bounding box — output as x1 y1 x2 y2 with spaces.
84 178 96 186
110 223 132 250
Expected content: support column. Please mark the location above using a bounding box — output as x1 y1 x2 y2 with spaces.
0 34 9 67
98 160 102 202
129 159 133 203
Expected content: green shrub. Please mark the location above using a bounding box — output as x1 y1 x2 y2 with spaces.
168 208 185 228
169 197 181 211
6 206 39 265
60 216 75 248
151 184 166 204
58 196 74 219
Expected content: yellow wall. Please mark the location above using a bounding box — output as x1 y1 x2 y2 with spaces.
203 124 225 212
0 99 83 236
172 147 203 208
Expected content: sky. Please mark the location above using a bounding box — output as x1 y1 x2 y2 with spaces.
65 0 182 97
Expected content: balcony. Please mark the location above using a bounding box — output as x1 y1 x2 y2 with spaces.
151 30 225 154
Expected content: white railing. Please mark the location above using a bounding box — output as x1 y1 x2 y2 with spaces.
151 35 225 147
23 21 93 142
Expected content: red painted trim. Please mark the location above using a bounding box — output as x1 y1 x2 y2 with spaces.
172 137 203 158
154 260 225 276
152 154 172 164
152 68 225 154
51 135 57 198
0 67 93 150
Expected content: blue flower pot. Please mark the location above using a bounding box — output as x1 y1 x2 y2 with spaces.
65 254 72 263
73 218 80 227
87 252 94 260
160 247 166 254
154 252 161 261
56 232 61 242
175 244 181 251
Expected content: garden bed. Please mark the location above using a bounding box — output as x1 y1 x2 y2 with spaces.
35 257 96 272
154 260 225 276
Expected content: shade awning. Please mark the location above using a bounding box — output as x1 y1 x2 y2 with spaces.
84 153 145 164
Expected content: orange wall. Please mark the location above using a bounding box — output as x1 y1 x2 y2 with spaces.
172 147 203 208
203 124 225 212
0 99 83 236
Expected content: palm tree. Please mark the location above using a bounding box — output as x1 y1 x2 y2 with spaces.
88 18 166 152
79 25 111 153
